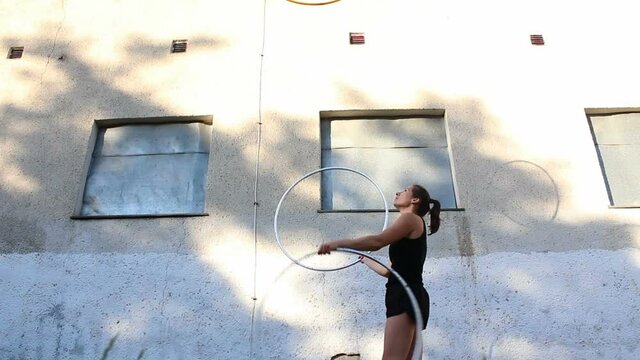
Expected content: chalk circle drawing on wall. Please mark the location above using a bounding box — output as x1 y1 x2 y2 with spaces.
490 160 560 227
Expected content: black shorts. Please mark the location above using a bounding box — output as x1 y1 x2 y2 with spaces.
385 283 430 329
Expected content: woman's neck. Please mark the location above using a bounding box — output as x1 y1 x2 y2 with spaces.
398 205 417 214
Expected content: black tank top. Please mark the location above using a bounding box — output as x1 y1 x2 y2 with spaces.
387 218 427 286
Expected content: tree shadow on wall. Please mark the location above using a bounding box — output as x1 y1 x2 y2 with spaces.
317 83 640 359
2 19 639 360
334 83 638 255
0 28 275 359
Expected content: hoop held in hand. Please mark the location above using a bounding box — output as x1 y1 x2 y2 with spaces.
273 167 389 272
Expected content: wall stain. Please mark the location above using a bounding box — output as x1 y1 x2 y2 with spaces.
456 214 475 257
43 303 65 322
37 303 65 360
70 336 85 356
456 214 477 283
0 216 46 253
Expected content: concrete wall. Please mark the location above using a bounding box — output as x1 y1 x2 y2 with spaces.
1 0 639 359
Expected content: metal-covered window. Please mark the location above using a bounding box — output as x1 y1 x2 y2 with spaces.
320 110 458 211
73 116 212 218
587 110 640 207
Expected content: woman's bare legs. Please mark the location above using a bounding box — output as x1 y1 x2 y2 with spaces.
405 329 422 360
382 313 416 360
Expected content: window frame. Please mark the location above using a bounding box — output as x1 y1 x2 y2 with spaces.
71 115 213 219
318 109 463 213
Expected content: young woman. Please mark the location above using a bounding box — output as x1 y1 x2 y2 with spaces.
318 184 441 360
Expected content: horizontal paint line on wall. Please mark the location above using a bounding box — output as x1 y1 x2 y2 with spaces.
97 151 210 158
71 213 209 220
317 208 465 213
324 146 449 150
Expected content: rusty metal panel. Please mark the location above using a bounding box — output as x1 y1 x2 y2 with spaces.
591 113 640 145
590 113 640 206
320 115 455 210
322 147 456 209
95 122 210 156
80 122 210 216
597 144 640 206
326 117 447 149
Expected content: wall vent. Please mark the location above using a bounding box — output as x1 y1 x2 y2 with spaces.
8 46 24 59
349 32 365 45
171 40 188 53
530 34 545 45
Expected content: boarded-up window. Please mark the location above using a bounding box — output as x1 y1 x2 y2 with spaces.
320 111 457 210
76 118 212 217
588 112 640 207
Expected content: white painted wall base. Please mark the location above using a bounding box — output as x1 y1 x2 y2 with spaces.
2 248 638 359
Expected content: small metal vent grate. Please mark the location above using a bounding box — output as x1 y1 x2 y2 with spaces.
349 32 365 45
530 34 545 45
8 46 24 59
171 40 188 53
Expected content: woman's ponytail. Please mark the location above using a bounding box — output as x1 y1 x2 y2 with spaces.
428 199 441 235
411 184 441 235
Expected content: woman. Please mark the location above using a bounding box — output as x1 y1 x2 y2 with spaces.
318 184 441 360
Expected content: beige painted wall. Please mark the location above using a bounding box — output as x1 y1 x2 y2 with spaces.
1 0 639 358
1 0 638 255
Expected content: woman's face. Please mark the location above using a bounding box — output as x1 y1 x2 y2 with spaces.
393 186 415 208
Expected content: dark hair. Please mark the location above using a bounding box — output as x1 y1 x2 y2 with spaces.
411 184 441 235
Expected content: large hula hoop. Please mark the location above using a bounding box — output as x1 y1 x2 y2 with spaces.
286 0 342 5
274 167 389 272
251 250 423 359
336 248 423 360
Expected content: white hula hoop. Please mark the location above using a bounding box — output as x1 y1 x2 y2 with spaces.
336 248 423 360
252 250 424 360
273 167 389 272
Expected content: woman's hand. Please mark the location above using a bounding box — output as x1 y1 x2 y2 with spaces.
317 241 337 255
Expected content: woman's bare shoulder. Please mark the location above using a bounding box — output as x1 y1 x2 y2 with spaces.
400 213 424 238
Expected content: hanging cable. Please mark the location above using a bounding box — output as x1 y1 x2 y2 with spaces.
249 0 269 358
250 1 344 358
